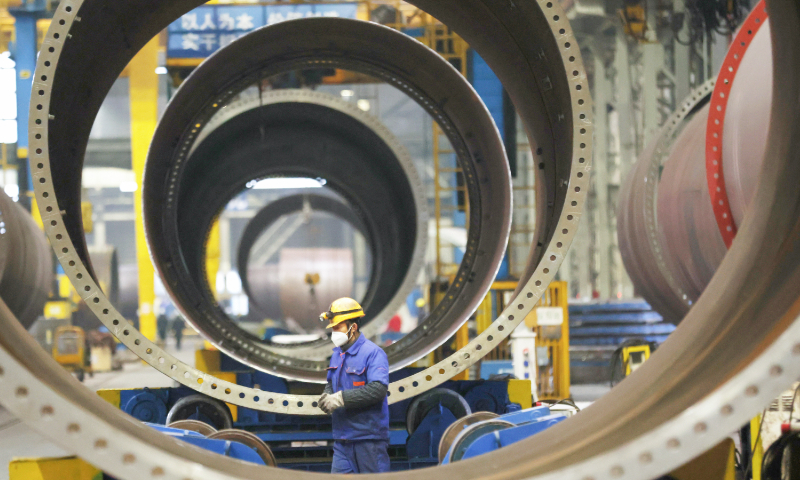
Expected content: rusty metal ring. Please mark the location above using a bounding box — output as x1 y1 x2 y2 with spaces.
166 419 217 437
438 411 499 463
207 429 278 467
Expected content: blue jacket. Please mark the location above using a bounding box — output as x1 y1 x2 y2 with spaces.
327 333 390 441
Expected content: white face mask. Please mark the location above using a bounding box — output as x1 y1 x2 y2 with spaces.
331 324 353 348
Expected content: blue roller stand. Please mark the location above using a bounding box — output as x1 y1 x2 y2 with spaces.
406 404 458 459
148 424 265 465
499 405 551 425
440 406 566 464
459 414 565 461
124 390 168 424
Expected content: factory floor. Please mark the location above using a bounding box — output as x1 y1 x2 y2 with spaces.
0 337 612 479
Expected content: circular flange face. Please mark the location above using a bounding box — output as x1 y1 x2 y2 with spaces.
705 0 769 248
9 0 608 475
9 0 800 479
145 90 428 368
643 79 716 310
143 20 511 382
207 429 278 467
438 411 499 462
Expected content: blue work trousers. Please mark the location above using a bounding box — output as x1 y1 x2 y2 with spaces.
331 440 390 473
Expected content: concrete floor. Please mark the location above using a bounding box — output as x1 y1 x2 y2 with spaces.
0 335 614 479
571 383 612 410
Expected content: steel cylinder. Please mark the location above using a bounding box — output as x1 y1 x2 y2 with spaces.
0 190 53 328
618 20 772 322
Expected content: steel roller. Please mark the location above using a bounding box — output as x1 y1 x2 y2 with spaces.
157 89 427 368
0 189 53 329
618 3 771 322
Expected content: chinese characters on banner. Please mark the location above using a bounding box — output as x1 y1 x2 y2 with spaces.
168 4 359 58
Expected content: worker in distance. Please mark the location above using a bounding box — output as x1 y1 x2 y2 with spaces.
318 297 390 473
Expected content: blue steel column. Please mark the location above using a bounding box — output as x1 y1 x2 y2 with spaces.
9 1 45 211
469 51 510 279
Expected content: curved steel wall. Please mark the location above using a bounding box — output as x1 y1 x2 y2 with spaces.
0 189 52 328
618 13 772 322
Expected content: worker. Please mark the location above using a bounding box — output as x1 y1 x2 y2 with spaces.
171 316 185 350
318 297 390 473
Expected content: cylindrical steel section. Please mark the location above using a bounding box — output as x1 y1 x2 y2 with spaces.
657 105 726 301
0 189 53 328
722 20 773 227
142 24 511 381
618 16 772 322
237 193 371 323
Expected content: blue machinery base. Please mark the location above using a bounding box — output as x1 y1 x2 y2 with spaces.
111 365 568 472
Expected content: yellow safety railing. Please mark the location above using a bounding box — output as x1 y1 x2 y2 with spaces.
475 281 571 400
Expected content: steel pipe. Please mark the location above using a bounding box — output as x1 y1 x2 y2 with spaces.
0 189 52 328
238 193 370 319
0 0 596 476
142 20 512 381
3 0 800 477
618 4 772 322
154 90 427 370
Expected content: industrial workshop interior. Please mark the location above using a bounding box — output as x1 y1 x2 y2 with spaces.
1 0 800 478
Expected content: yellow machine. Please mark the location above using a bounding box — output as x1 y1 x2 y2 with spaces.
622 343 651 376
52 326 90 382
475 281 571 401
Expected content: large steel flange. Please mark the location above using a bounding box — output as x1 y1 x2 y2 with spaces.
151 90 427 371
0 188 53 328
4 0 608 475
143 20 510 381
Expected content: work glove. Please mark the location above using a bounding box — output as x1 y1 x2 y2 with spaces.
321 391 345 413
318 393 331 414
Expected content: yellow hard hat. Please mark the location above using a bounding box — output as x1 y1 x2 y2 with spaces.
320 297 365 329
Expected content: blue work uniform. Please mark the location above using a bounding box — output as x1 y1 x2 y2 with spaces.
327 333 390 473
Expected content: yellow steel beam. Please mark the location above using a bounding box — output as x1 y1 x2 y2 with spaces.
750 414 763 480
206 218 220 299
451 322 469 380
129 37 159 341
9 457 102 480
